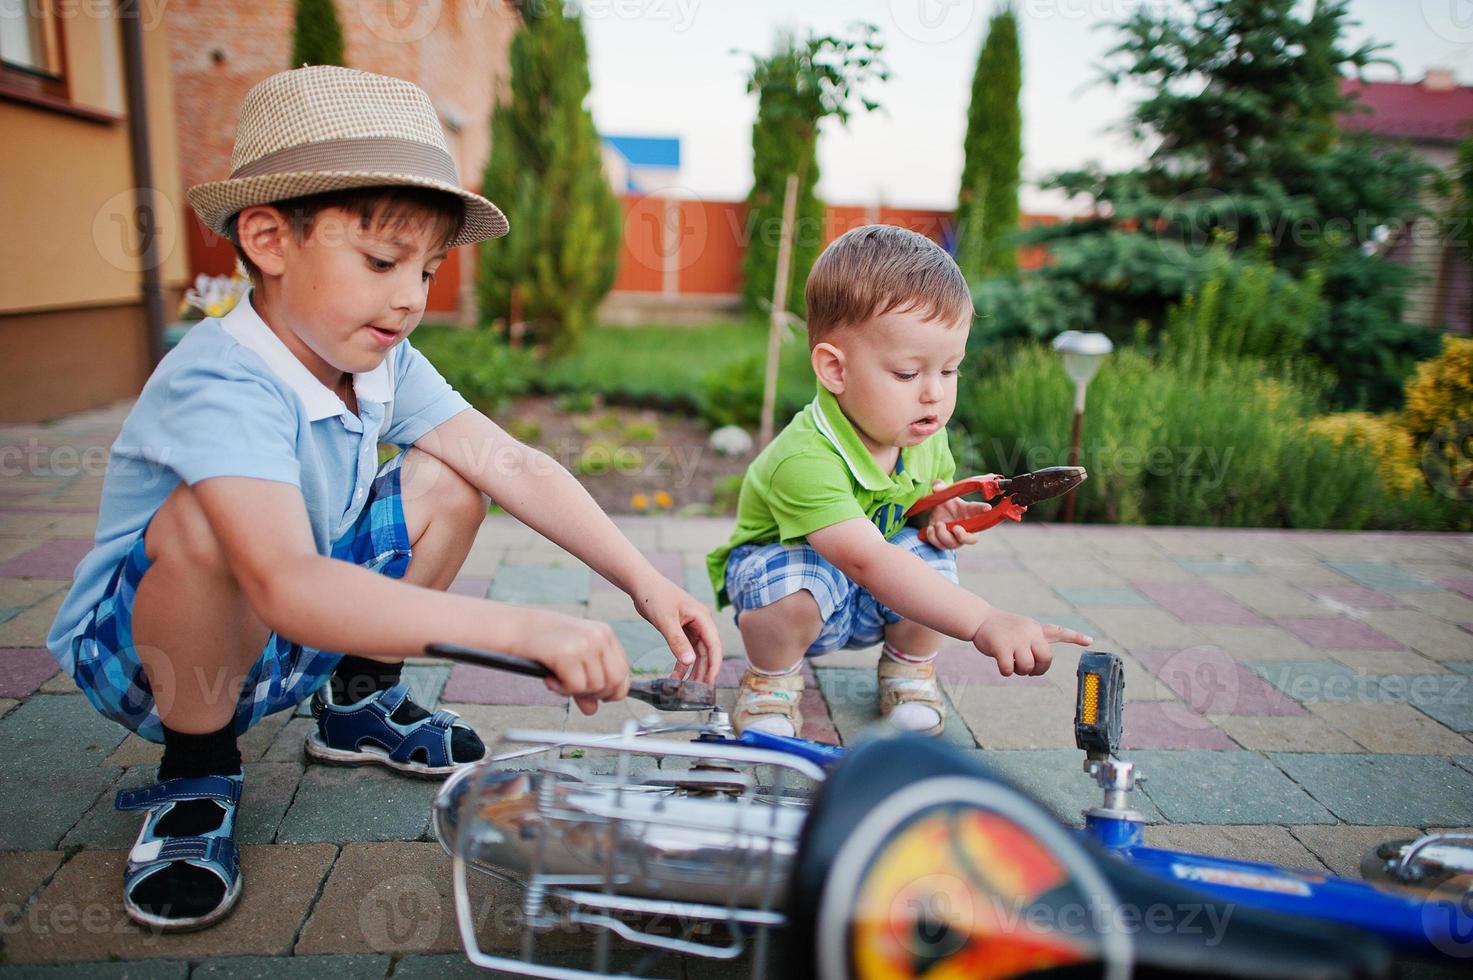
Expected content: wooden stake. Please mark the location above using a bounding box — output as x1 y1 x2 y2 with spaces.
760 173 800 448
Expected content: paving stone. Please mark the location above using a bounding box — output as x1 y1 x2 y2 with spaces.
0 647 59 697
1308 703 1467 755
1130 750 1335 824
1395 590 1473 622
264 717 315 762
1325 560 1441 592
975 749 1164 826
960 571 1072 613
1373 674 1473 732
0 850 66 930
1083 609 1208 648
1054 587 1153 608
276 766 434 843
952 684 1078 749
0 962 189 979
190 955 390 979
38 671 79 694
1442 576 1473 599
815 667 974 748
1208 578 1327 617
1131 581 1265 626
1015 612 1098 642
1305 583 1408 610
1142 824 1328 872
0 538 93 578
0 753 121 850
1098 557 1198 583
1175 559 1259 577
1356 610 1473 661
1189 625 1321 661
1449 663 1473 675
400 663 451 709
0 593 66 646
1272 615 1402 650
439 663 568 706
295 843 478 955
0 844 336 962
1270 753 1473 826
488 564 590 604
1134 647 1306 716
682 565 717 606
1209 714 1362 753
1019 558 1121 589
1247 660 1364 706
607 618 676 675
0 576 70 610
1288 823 1421 879
1326 648 1447 675
1120 701 1235 750
0 697 15 720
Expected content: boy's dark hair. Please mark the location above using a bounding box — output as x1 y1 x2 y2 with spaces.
804 224 974 347
224 185 466 283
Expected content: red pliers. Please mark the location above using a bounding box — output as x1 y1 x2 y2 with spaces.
904 466 1088 545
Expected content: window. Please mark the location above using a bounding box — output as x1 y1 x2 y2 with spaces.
1 0 64 89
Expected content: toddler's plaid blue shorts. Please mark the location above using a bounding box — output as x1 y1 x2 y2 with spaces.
724 527 958 656
70 452 413 743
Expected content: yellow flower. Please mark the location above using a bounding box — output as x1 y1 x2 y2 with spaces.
630 493 650 511
653 490 674 509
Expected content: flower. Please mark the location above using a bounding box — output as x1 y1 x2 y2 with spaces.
653 490 674 509
630 493 650 511
181 273 249 321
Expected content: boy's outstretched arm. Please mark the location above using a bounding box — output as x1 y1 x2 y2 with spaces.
193 476 629 714
807 518 1092 676
414 408 723 684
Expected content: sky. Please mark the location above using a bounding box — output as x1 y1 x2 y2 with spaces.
581 0 1470 215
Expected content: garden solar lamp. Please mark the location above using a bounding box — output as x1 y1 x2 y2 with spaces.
1051 331 1113 523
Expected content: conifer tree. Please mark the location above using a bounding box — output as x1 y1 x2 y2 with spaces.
479 1 620 352
955 4 1022 282
291 0 345 67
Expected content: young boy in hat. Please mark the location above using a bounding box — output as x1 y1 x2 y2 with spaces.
47 65 721 932
707 225 1090 738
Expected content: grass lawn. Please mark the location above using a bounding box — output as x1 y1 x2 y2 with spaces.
535 319 815 412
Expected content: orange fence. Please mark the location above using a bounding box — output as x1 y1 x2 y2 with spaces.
611 195 1057 297
181 192 1057 317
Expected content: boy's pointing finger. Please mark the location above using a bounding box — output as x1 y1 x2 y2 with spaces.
1042 624 1093 647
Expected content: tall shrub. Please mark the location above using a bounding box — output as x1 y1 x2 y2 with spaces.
479 1 621 353
955 4 1022 282
291 0 345 67
738 26 886 319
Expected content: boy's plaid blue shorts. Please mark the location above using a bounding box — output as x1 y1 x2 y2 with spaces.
71 452 413 744
724 527 958 656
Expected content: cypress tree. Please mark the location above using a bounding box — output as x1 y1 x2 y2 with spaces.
479 1 621 353
739 27 886 320
291 0 345 68
955 4 1022 282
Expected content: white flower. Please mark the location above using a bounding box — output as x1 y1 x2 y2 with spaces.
182 273 249 320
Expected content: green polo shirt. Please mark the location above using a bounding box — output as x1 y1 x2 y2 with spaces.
706 385 956 608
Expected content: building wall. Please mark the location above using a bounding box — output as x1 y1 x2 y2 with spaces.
167 0 518 318
0 1 188 422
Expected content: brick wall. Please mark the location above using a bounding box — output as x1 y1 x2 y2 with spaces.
166 0 518 316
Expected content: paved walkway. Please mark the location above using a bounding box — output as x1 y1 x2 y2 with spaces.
1 400 1471 977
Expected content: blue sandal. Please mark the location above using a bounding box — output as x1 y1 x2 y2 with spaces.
305 682 474 778
114 773 243 932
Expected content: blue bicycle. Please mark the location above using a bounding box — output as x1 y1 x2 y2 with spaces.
429 643 1473 978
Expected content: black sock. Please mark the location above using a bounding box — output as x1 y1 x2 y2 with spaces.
329 656 484 763
330 654 402 704
132 723 242 920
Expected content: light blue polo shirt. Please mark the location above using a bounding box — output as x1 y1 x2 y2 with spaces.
47 289 471 674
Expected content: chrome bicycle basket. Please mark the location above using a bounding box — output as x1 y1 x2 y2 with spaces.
433 720 826 978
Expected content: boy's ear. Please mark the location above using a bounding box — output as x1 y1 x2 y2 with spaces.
811 342 846 395
235 205 290 278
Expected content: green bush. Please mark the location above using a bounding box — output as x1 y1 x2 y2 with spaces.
410 327 536 411
951 344 1467 530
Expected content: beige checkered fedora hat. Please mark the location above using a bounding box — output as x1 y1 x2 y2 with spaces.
187 65 508 247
